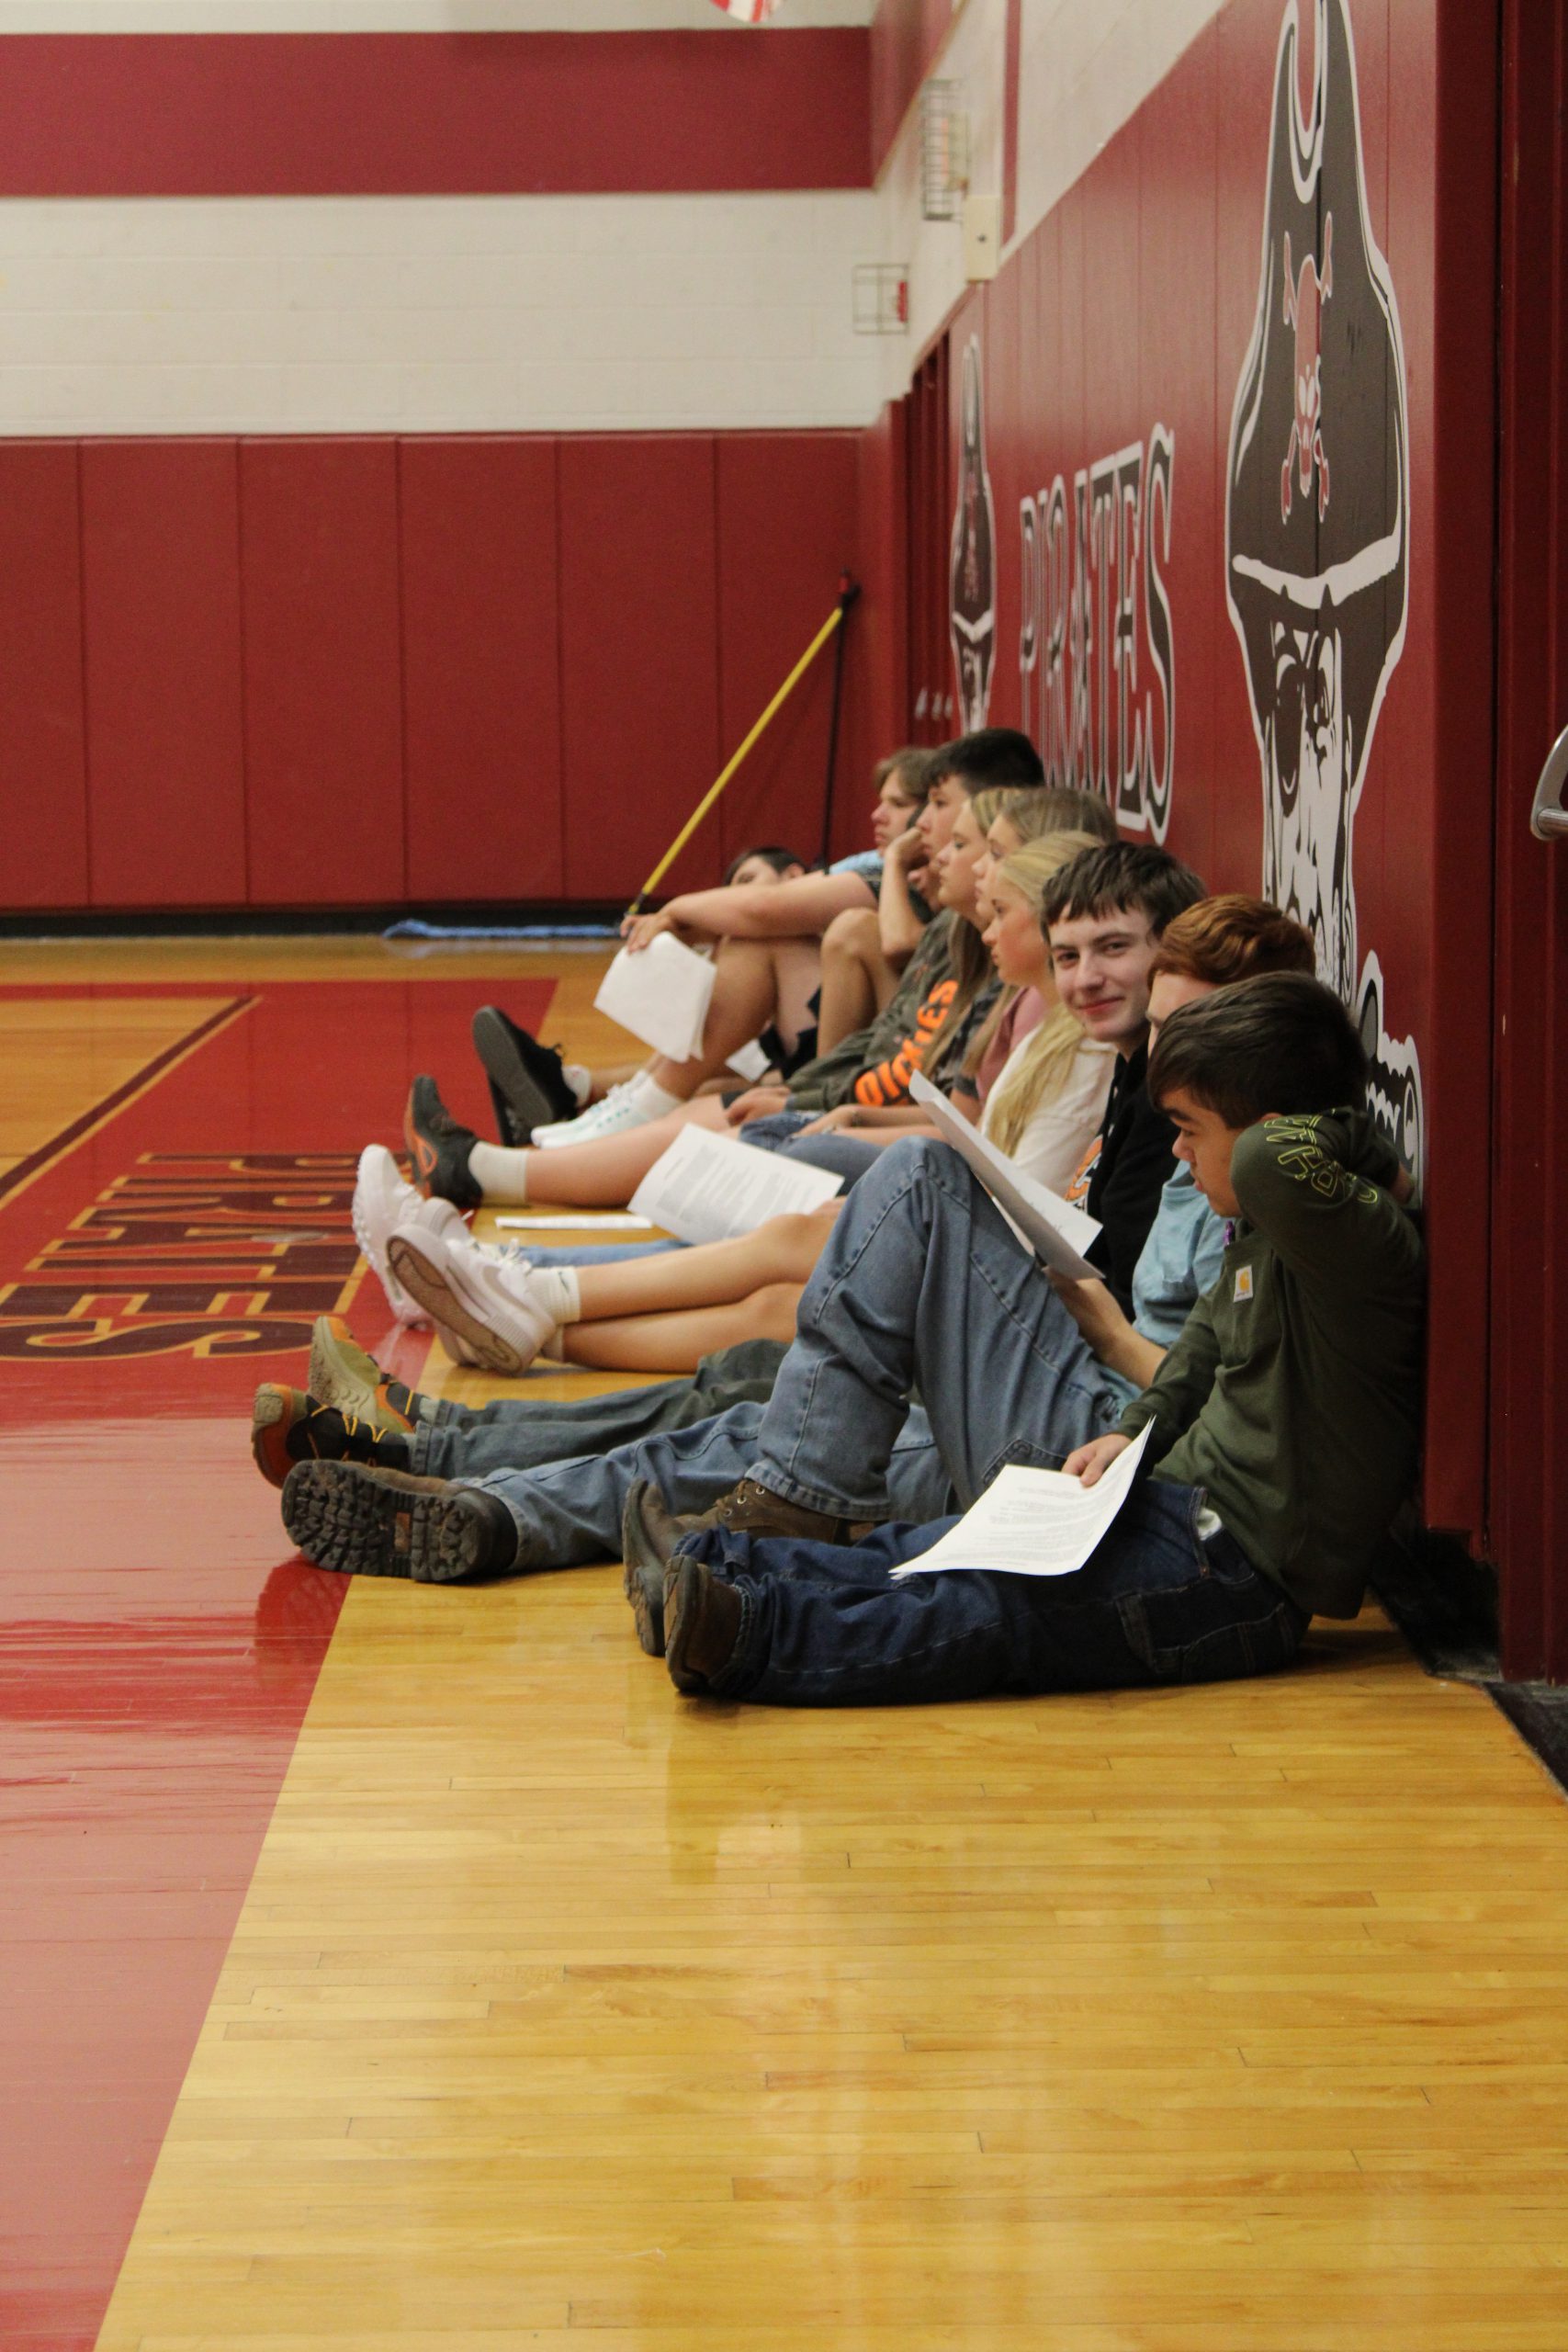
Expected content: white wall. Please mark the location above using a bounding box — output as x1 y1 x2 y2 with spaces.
0 191 884 434
871 0 1227 403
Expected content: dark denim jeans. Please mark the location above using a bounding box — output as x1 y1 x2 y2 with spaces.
676 1475 1310 1708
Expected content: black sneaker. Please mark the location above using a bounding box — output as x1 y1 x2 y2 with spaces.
403 1076 482 1210
471 1006 580 1142
281 1459 517 1582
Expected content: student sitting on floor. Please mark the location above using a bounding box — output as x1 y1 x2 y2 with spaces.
265 844 1201 1578
641 972 1425 1705
476 751 939 1143
250 830 1109 1473
397 734 1085 1216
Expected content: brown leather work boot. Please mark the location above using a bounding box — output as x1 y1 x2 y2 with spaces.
622 1476 871 1575
664 1557 745 1695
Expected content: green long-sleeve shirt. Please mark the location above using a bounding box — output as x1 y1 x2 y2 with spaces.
1116 1110 1425 1619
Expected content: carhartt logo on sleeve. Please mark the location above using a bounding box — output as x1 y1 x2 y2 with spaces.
1234 1266 1255 1303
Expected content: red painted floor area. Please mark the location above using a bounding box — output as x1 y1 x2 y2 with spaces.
0 977 553 2352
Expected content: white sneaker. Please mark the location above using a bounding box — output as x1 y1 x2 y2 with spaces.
354 1143 468 1326
384 1223 558 1376
531 1074 679 1148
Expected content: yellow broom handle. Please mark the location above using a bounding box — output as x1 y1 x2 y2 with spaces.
628 595 849 917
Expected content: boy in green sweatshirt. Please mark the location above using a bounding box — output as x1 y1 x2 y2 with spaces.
656 972 1426 1704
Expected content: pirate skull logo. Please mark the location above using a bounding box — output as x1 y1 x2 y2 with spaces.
950 337 998 731
1224 0 1424 1173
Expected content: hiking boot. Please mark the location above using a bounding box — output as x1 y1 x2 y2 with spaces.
620 1475 872 1570
281 1459 517 1582
403 1076 483 1211
251 1385 412 1489
307 1314 422 1435
621 1480 693 1655
664 1556 744 1695
471 1005 579 1140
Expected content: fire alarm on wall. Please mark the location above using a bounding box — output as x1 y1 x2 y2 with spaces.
962 194 1001 281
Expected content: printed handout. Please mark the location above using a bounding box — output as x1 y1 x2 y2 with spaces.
629 1125 843 1246
908 1071 1102 1279
889 1422 1156 1580
593 934 716 1063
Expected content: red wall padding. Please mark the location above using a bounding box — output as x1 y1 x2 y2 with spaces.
0 443 89 910
0 428 872 916
714 435 862 874
400 438 564 906
81 440 248 908
240 440 407 908
557 435 723 904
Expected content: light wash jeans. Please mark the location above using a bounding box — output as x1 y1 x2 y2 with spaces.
408 1340 786 1480
462 1400 952 1573
748 1137 1125 1518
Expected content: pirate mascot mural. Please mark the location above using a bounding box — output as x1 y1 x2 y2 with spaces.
1225 0 1425 1175
949 336 998 731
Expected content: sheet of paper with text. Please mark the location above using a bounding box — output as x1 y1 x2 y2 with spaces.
593 934 716 1062
889 1422 1156 1580
908 1071 1102 1279
629 1125 843 1245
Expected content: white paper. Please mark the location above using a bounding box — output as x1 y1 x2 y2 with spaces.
629 1124 843 1246
493 1213 656 1231
890 1422 1156 1580
727 1037 775 1084
592 933 716 1063
908 1069 1102 1280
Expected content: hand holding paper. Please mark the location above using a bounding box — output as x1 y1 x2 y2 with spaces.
593 933 716 1064
889 1422 1154 1580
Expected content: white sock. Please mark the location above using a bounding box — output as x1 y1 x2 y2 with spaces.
468 1140 528 1202
627 1071 682 1118
526 1263 581 1324
562 1061 592 1108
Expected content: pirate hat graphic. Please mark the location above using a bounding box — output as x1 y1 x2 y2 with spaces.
949 336 997 730
1224 0 1409 795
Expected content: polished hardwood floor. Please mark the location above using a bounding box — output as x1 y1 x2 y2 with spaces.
3 937 1566 2352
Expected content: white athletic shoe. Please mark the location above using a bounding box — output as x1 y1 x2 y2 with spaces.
530 1074 678 1148
354 1143 469 1326
383 1224 558 1376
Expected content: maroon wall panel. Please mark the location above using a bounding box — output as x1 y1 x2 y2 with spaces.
0 31 871 198
855 399 909 807
558 436 722 904
400 438 563 905
241 440 405 907
1141 25 1220 885
871 0 956 173
713 435 861 875
80 440 246 909
0 444 88 911
911 0 1492 1548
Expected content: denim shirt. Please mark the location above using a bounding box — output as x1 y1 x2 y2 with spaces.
1096 1165 1227 1408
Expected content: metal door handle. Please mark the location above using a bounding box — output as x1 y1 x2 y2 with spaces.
1531 722 1568 840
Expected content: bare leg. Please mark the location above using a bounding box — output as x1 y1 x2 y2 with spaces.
558 1282 806 1373
646 935 821 1099
475 1095 733 1208
817 908 901 1051
570 1205 839 1320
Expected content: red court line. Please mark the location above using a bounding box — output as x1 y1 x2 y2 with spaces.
0 996 253 1210
0 975 554 2352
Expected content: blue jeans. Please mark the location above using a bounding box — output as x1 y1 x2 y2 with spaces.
738 1112 882 1188
409 1340 786 1479
677 1479 1309 1707
459 1400 954 1574
748 1137 1123 1518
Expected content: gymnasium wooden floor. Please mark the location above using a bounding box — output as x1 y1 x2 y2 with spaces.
4 937 1568 2352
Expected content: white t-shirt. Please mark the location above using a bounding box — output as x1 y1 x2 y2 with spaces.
979 1033 1116 1195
